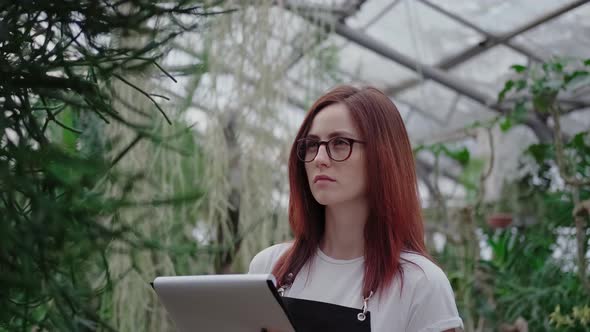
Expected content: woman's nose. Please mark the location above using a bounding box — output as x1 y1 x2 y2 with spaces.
314 144 331 165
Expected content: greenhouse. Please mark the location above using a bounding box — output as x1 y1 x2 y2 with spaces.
2 0 590 331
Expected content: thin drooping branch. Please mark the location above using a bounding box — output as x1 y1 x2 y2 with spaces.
475 127 495 212
112 74 172 125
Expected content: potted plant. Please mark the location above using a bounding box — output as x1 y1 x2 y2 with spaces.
487 212 513 229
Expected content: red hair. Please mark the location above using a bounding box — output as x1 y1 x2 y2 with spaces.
272 85 428 298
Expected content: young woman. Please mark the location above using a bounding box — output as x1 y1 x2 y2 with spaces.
249 85 463 332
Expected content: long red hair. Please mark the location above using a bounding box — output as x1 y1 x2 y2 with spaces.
272 85 427 298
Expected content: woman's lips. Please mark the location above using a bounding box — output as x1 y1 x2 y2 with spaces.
313 175 336 183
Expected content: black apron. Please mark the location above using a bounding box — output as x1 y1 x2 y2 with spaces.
273 277 373 332
280 297 371 332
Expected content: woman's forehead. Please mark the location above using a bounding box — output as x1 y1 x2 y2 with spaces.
307 103 359 137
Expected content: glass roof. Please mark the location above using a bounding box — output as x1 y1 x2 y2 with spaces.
279 0 590 144
163 0 590 197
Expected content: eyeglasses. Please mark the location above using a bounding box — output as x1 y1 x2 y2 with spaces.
296 136 365 162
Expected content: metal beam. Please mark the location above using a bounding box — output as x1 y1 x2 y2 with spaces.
383 0 589 95
282 1 361 18
328 16 497 107
418 0 545 63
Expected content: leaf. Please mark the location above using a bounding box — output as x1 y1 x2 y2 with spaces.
511 64 527 73
59 108 78 152
566 132 590 160
541 61 565 74
516 79 527 91
498 80 515 102
564 70 590 90
533 91 557 113
551 62 564 72
584 58 590 66
441 146 470 167
569 132 587 149
564 69 588 83
526 144 552 164
513 101 527 122
500 116 512 132
412 144 426 155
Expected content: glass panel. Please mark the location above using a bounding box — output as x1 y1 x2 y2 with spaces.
428 0 575 35
450 45 528 95
336 43 419 87
515 2 590 59
346 0 401 29
363 0 482 65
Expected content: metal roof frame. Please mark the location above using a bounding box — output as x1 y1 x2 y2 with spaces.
284 0 590 143
287 0 588 105
383 0 590 95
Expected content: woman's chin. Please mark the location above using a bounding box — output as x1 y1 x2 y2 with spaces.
312 190 366 207
312 193 342 206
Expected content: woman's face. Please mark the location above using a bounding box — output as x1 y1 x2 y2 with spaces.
303 103 367 206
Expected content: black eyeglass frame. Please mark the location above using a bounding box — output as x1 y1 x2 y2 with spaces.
296 136 366 162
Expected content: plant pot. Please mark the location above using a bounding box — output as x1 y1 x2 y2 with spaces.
487 213 513 229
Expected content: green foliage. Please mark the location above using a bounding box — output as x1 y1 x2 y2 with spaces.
473 129 590 330
497 57 589 132
499 101 526 132
527 57 588 98
414 143 481 195
459 180 588 331
521 131 590 193
433 57 590 330
0 1 220 331
488 260 587 331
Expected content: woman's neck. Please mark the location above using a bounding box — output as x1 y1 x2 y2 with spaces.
320 197 368 260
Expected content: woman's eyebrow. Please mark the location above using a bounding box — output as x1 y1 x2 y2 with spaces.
306 131 356 139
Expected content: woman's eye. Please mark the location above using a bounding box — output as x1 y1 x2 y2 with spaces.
307 141 319 149
333 138 348 145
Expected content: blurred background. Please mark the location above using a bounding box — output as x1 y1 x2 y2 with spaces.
2 0 589 331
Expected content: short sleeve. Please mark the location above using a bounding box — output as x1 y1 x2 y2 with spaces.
405 265 464 332
247 243 291 274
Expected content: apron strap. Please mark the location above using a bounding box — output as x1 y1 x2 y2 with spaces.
357 290 374 321
278 272 374 322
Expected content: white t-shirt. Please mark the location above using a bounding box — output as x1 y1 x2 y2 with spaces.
248 243 463 332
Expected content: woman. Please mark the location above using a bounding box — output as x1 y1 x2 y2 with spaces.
249 85 463 332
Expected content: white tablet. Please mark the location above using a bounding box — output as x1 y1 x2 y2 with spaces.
152 274 295 332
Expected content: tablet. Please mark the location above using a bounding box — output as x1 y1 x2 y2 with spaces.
152 274 296 332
